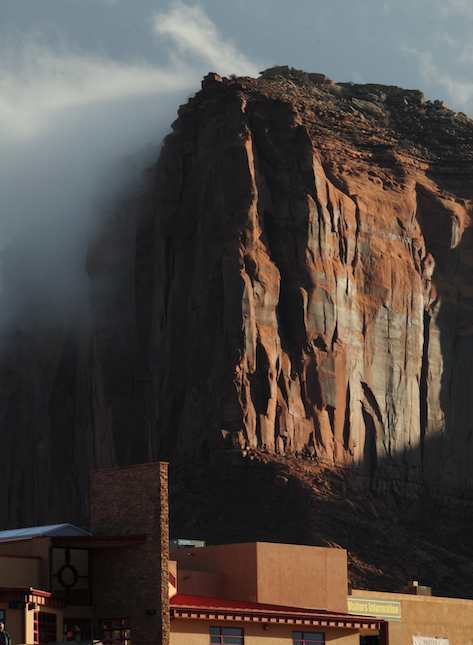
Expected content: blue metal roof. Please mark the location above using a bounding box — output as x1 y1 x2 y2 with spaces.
0 523 91 543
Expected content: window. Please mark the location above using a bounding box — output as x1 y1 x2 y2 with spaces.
34 612 57 645
102 618 131 645
210 627 244 645
293 631 325 645
51 547 91 605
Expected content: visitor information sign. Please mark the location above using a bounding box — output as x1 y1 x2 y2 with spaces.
347 596 401 621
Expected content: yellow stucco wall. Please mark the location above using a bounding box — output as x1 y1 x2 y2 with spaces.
0 557 40 589
171 618 361 645
352 588 473 645
0 539 50 589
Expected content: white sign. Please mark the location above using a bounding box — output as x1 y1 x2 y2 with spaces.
412 637 449 645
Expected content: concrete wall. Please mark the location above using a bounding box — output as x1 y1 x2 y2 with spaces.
90 461 169 645
170 618 359 645
352 588 473 645
172 543 347 613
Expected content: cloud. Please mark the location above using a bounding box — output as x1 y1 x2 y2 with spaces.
403 46 473 108
153 2 259 77
0 43 194 140
440 0 473 18
0 2 262 142
0 3 259 330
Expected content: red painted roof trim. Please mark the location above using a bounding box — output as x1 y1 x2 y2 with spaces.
0 587 65 608
171 594 353 616
170 594 383 630
0 587 51 597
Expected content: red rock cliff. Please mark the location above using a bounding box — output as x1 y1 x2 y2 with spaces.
1 69 473 529
146 70 473 495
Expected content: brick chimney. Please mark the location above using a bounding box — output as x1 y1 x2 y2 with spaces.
90 462 169 645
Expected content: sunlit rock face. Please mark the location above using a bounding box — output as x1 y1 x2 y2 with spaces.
1 69 473 527
148 72 473 494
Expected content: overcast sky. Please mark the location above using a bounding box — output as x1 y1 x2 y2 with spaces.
0 0 471 328
2 0 473 113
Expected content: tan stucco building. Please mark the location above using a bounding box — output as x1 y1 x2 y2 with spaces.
169 540 473 645
169 542 385 645
0 462 470 645
350 589 473 644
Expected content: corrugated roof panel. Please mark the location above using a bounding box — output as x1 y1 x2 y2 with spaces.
0 523 91 543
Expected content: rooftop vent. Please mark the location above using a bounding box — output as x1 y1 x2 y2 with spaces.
406 580 432 596
170 538 206 550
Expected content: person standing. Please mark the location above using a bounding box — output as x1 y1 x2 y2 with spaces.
0 622 11 645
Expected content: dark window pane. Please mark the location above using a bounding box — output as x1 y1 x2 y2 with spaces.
222 628 243 637
302 634 324 644
292 633 325 645
210 626 243 645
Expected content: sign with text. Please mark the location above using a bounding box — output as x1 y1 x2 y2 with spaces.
347 596 401 621
412 638 449 645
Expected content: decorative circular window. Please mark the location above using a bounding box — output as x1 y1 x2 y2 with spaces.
57 564 79 588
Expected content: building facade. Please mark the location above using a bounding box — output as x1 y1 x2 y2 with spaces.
0 462 170 645
0 462 469 645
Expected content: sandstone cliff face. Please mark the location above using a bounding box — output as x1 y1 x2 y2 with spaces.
150 71 473 496
1 70 473 528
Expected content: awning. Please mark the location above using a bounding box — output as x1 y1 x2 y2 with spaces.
0 587 64 608
0 524 90 545
170 594 383 632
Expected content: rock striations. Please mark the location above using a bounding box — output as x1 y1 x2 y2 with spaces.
2 67 473 545
149 68 473 496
